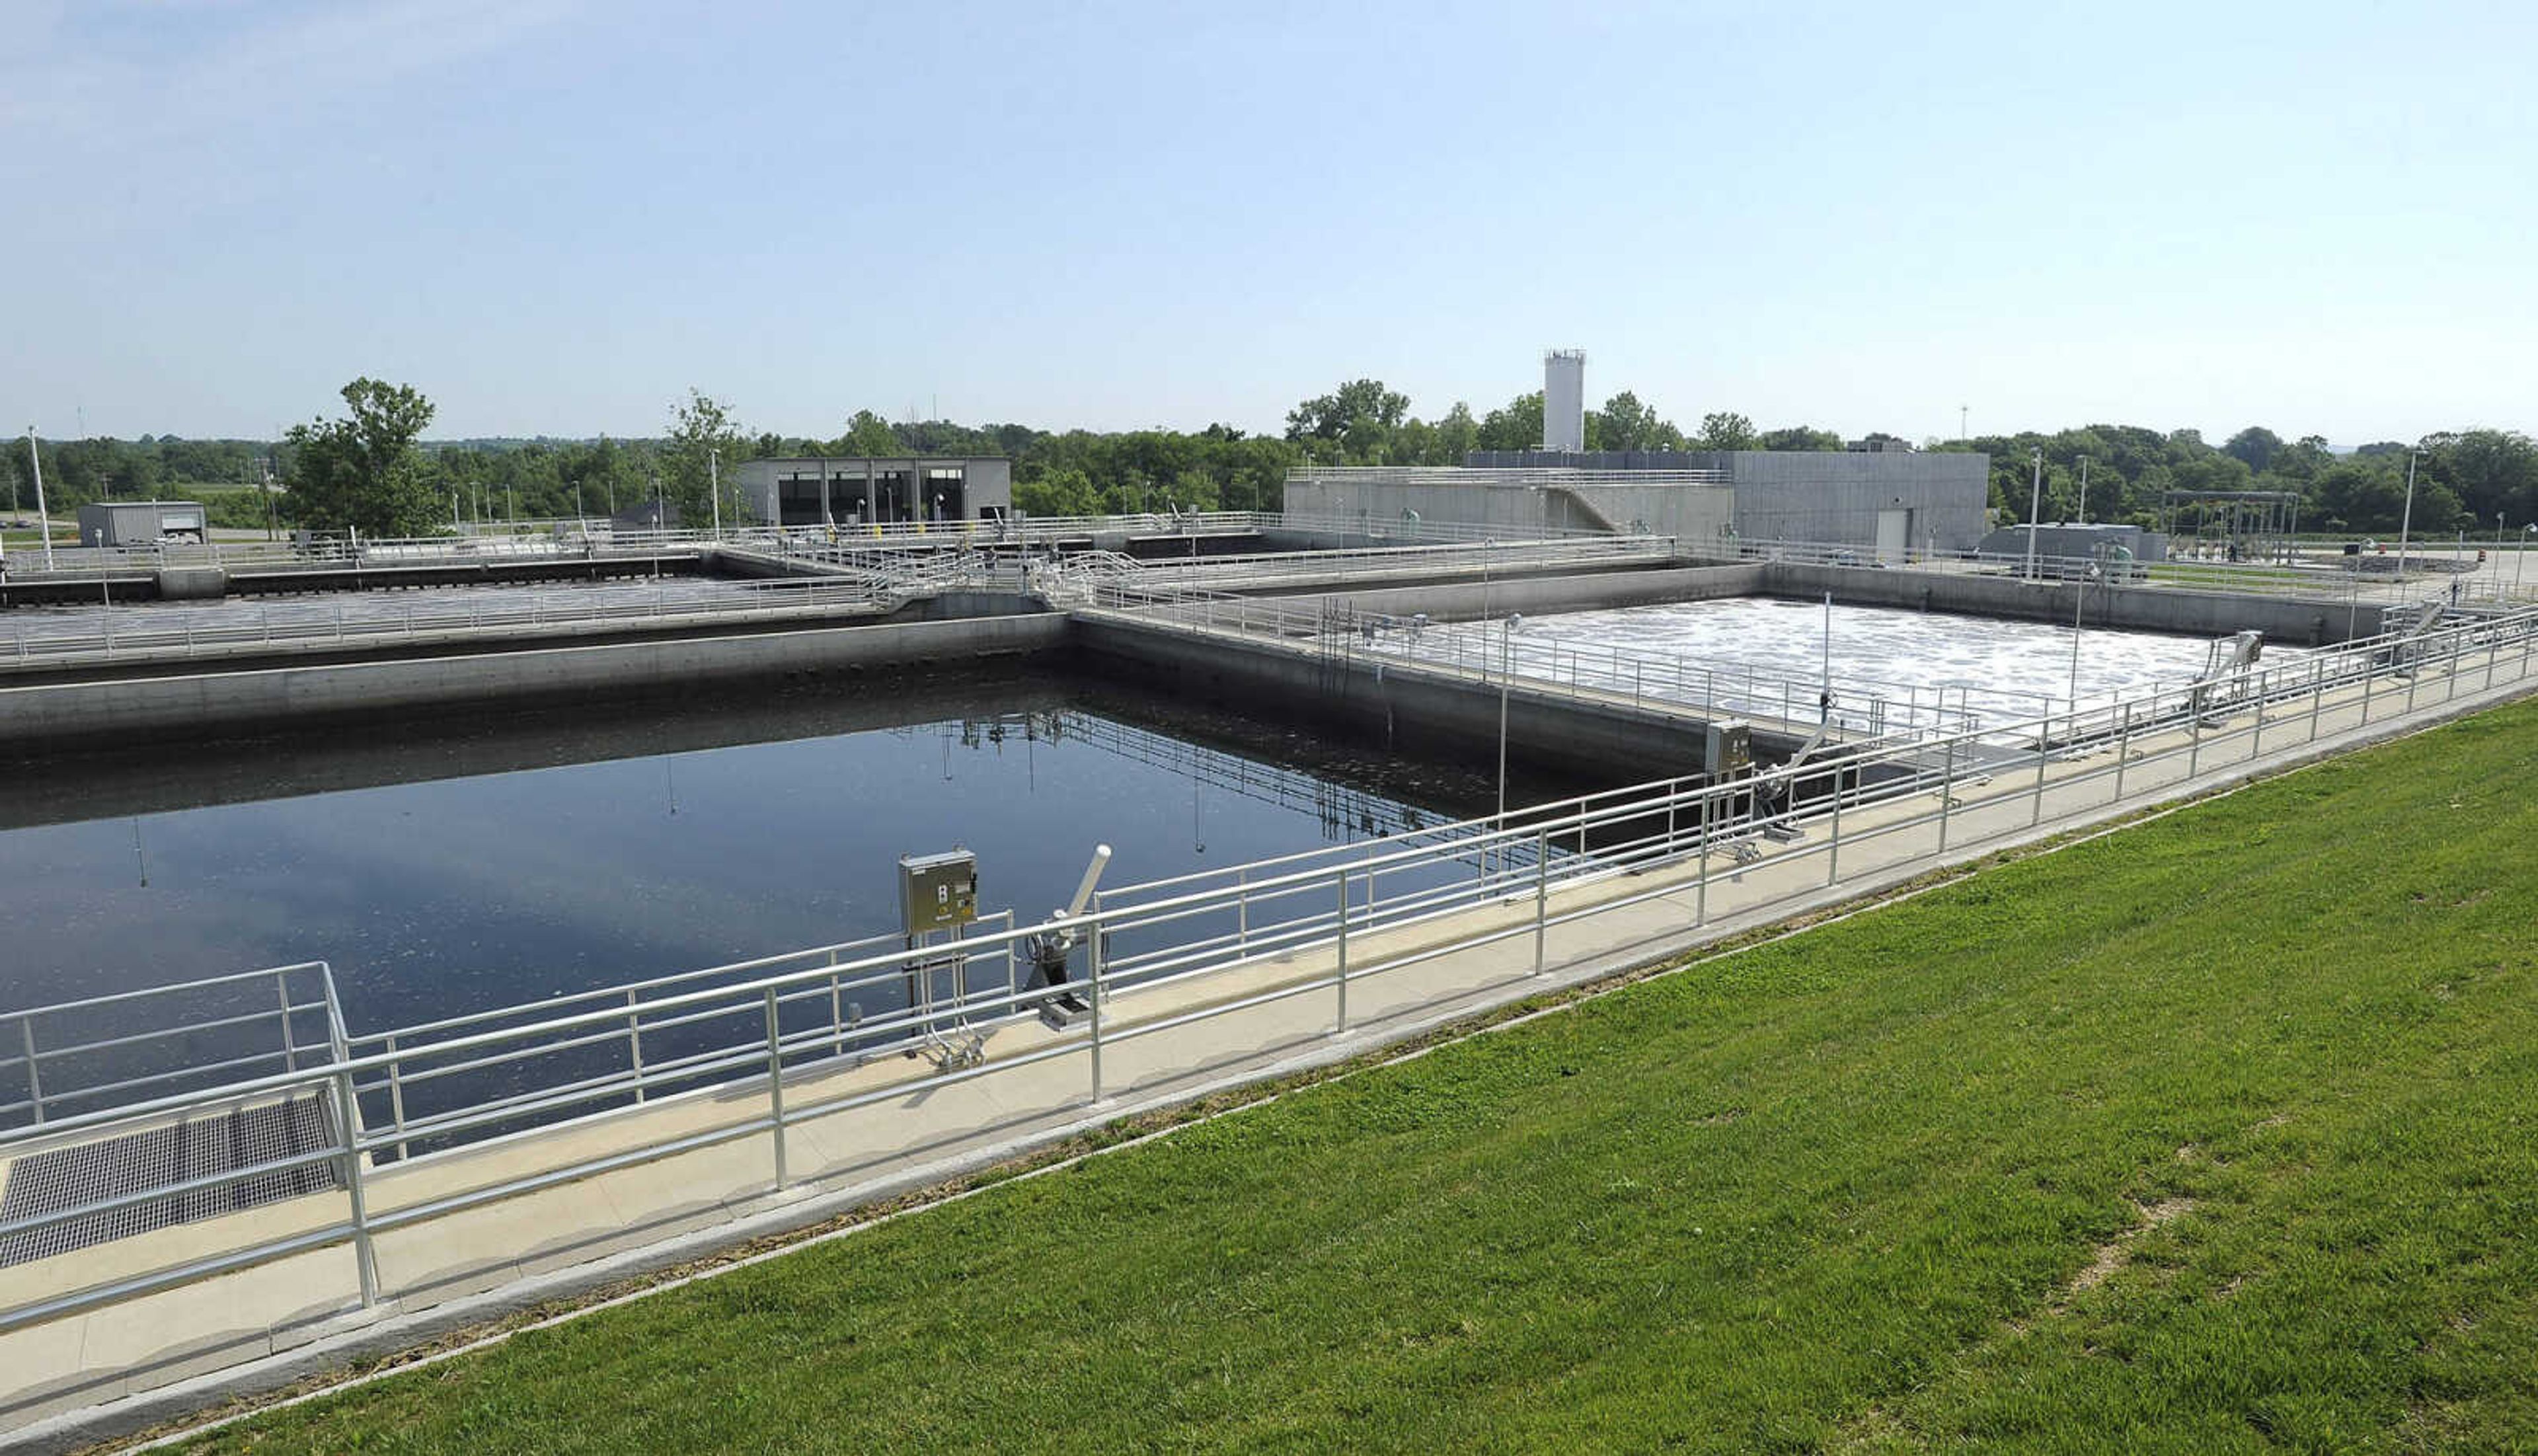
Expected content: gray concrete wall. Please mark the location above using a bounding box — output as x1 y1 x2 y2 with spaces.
1724 451 1989 553
1281 477 1735 545
0 615 1070 751
1763 562 2350 645
1073 614 1748 781
1254 564 1766 625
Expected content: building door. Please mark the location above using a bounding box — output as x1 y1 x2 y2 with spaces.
1875 508 1910 564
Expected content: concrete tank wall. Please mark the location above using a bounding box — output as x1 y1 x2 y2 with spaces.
0 614 1070 751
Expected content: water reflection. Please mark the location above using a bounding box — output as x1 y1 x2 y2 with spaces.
0 672 1582 1030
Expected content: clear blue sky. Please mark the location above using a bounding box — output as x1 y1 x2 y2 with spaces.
4 0 2531 445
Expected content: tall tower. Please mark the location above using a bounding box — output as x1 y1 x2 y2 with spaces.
1543 350 1586 453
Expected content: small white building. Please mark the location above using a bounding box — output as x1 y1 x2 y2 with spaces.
77 501 208 547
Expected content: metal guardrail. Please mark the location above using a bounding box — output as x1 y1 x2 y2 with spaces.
1 510 1618 584
5 601 2531 1342
0 576 937 671
1722 535 2512 609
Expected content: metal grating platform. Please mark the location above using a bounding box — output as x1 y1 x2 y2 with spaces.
0 1094 342 1268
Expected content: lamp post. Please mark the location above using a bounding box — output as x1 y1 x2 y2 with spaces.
2395 448 2422 582
2024 448 2043 580
2519 524 2534 597
709 447 721 537
25 427 54 568
2075 457 2089 527
2496 512 2508 601
1497 613 1519 828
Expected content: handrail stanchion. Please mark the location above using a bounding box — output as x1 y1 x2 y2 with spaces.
1826 763 1843 886
386 1034 410 1161
1695 786 1711 926
2308 654 2325 742
19 1017 42 1124
626 988 647 1103
763 987 787 1189
1533 825 1550 976
1333 870 1350 1034
1087 915 1107 1103
1937 732 1957 853
332 1068 379 1306
2115 703 2133 800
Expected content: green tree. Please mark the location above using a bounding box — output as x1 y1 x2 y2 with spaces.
664 389 745 525
1757 426 1844 451
1592 391 1682 453
1434 402 1479 463
1697 412 1758 451
2223 426 2284 473
836 410 905 456
1284 379 1410 443
1475 392 1543 452
284 378 440 536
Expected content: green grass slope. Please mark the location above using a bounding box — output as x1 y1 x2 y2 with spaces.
186 701 2538 1454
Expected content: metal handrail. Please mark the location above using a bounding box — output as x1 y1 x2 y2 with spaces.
1 600 2531 1344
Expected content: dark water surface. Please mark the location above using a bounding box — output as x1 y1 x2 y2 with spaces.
0 672 1588 1034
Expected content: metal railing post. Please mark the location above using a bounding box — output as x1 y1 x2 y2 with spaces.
19 1018 42 1124
2308 655 2325 742
1087 918 1106 1102
1236 868 1249 953
2031 716 2050 825
332 1069 379 1306
626 988 647 1102
1333 870 1350 1034
1937 734 1957 853
2115 703 2134 800
1695 788 1711 925
276 974 298 1073
1533 826 1549 976
386 1033 410 1161
1826 765 1843 886
763 988 787 1188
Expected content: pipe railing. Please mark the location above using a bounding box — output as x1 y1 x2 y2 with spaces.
3 601 2533 1341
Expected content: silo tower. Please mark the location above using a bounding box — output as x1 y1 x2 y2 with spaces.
1543 350 1586 453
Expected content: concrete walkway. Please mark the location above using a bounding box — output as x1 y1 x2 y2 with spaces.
4 630 2533 1448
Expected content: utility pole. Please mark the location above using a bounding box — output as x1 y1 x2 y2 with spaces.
26 427 55 568
709 447 721 537
2025 447 2044 580
2076 457 2089 527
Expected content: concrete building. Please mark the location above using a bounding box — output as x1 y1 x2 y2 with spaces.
77 501 208 547
1287 449 1989 557
732 457 1013 528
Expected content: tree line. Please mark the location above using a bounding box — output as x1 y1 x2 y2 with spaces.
5 377 2530 542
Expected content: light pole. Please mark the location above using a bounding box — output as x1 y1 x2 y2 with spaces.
2496 512 2507 601
2395 448 2422 582
2024 448 2044 580
709 447 721 537
2519 524 2535 597
25 427 54 569
2075 457 2089 527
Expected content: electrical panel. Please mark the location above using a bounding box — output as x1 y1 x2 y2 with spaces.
899 851 979 936
1704 720 1753 779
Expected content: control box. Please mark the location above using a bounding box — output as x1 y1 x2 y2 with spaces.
1704 720 1753 779
899 850 980 936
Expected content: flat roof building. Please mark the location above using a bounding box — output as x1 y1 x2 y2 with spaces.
1288 449 1989 559
77 500 209 547
731 457 1013 528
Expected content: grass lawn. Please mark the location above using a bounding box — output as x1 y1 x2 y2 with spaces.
180 701 2538 1453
